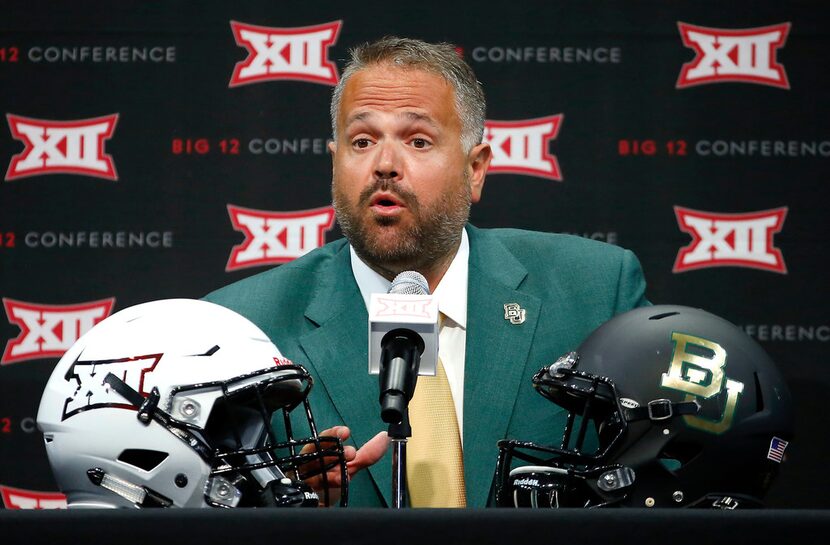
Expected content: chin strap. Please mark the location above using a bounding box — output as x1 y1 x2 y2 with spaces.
623 398 700 423
103 372 160 423
103 372 214 462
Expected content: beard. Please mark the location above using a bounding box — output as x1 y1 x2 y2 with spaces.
332 175 471 276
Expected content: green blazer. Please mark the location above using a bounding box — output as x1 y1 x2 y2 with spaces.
204 224 649 507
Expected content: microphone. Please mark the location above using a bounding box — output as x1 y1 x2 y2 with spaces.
389 270 429 294
369 271 439 424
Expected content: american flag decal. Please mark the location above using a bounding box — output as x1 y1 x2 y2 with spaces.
767 436 789 463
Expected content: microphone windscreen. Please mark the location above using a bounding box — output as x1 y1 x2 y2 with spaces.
389 271 429 295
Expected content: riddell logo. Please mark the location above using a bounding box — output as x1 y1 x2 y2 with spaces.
226 204 335 271
5 114 119 181
229 20 341 87
673 206 787 273
2 298 115 364
0 485 66 509
676 22 790 89
483 115 563 180
273 357 295 367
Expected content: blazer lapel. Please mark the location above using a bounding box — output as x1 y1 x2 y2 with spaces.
294 227 543 508
297 245 392 506
463 226 541 507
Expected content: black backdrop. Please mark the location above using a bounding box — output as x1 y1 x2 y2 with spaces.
1 0 827 509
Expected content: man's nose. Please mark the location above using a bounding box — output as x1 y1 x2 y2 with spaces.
373 141 401 181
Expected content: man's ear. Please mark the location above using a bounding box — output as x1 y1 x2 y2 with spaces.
468 142 491 203
328 140 338 172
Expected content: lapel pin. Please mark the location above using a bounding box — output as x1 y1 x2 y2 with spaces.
503 303 526 325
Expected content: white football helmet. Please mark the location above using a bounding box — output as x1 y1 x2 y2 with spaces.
37 299 347 508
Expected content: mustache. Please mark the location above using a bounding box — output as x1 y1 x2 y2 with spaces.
357 179 419 209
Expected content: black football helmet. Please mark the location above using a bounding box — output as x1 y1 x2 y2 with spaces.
496 305 794 509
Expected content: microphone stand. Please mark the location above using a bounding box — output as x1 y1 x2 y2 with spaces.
388 411 411 508
378 329 423 509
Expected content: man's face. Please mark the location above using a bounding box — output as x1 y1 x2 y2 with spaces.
330 64 490 275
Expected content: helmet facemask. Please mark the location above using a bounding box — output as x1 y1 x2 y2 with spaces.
497 352 638 508
101 363 347 508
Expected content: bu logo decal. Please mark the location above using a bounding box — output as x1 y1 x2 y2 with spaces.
661 332 744 434
229 20 342 86
676 22 790 89
673 206 787 273
483 115 563 180
6 114 119 181
226 204 335 271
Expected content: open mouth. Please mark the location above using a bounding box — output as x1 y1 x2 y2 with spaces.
369 192 405 212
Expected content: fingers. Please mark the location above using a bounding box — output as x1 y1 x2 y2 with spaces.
296 426 353 487
293 427 388 507
347 431 389 476
303 426 350 449
318 425 356 463
343 445 357 463
315 429 387 506
321 425 351 442
297 427 388 485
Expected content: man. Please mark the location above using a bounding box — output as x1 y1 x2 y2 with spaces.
205 37 648 507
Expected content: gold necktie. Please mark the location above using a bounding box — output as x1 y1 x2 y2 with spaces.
406 318 466 507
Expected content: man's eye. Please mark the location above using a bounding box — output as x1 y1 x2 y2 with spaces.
412 138 430 149
353 138 371 149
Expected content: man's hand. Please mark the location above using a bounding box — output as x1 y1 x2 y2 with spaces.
301 426 389 506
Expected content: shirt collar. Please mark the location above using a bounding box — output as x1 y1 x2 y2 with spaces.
350 229 469 329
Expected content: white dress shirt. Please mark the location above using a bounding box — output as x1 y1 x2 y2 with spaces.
350 230 469 443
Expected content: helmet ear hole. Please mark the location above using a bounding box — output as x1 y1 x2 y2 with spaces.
658 440 703 473
117 449 169 472
658 457 682 472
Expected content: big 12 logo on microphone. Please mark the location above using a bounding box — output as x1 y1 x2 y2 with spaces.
229 20 342 86
483 115 563 181
2 298 116 364
676 22 790 89
5 114 119 181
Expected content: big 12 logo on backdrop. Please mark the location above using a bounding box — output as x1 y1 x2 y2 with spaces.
5 114 119 181
483 115 564 181
676 22 790 89
0 485 66 509
229 20 342 86
1 298 115 364
673 206 787 273
226 204 335 271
